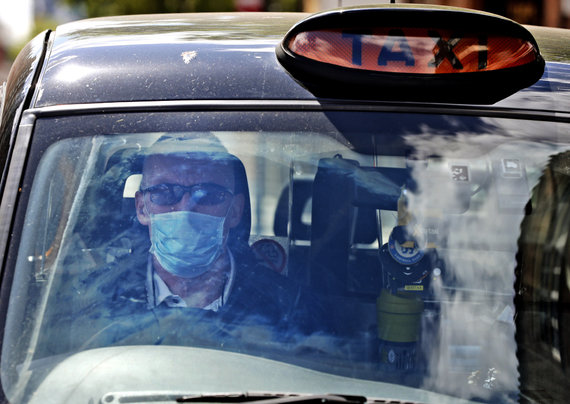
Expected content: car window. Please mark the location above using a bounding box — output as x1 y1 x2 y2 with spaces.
2 111 569 404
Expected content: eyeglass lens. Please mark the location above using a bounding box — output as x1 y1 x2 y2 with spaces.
144 183 232 206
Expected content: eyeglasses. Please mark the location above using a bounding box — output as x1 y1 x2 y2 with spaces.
142 183 234 206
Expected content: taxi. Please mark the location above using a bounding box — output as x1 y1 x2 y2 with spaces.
0 5 568 404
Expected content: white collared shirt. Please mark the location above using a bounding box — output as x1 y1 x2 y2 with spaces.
146 251 235 311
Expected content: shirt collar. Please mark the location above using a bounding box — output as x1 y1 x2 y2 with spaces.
146 251 235 311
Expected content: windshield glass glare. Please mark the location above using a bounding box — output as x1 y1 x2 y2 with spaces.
2 112 569 404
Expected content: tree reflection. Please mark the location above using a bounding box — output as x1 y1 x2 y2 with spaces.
516 150 570 403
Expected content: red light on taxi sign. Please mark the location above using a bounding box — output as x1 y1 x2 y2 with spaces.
287 29 538 75
277 7 545 104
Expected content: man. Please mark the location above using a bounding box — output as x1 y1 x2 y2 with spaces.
135 136 331 333
134 147 246 311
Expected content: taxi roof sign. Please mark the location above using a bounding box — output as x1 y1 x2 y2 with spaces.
276 6 545 104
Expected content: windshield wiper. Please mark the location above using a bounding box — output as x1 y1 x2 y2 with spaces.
100 391 424 404
176 392 368 404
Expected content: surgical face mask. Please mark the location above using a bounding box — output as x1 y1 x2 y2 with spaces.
148 210 228 278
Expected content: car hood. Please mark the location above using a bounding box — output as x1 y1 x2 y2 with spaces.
20 345 475 404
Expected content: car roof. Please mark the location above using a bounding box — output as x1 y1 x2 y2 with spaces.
33 11 569 112
34 13 312 107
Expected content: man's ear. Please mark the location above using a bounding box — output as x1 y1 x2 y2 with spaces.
227 194 245 228
135 191 150 226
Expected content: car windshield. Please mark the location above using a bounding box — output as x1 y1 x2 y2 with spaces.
1 111 569 404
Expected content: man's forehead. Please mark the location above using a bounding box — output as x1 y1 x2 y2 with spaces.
143 153 234 183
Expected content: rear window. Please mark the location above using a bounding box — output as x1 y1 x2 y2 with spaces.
1 111 569 404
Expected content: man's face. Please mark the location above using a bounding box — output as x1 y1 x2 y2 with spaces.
135 154 245 233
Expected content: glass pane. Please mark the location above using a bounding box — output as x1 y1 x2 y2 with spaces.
2 112 568 404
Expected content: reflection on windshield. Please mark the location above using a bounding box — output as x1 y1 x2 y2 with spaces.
515 150 570 403
2 123 569 404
